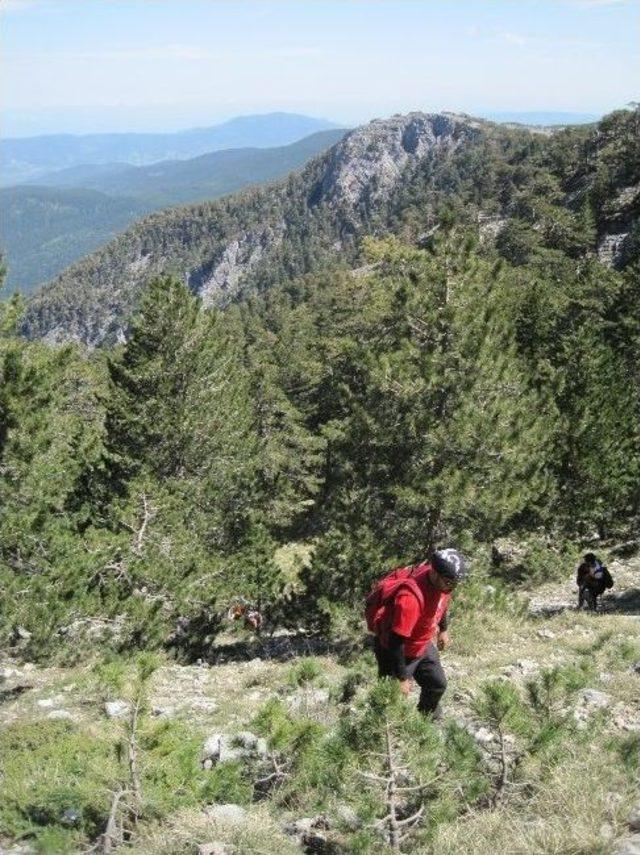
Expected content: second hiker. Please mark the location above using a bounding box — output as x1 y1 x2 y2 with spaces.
576 552 613 610
366 548 467 720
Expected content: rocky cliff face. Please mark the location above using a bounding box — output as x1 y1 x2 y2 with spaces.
21 113 475 346
597 182 640 267
314 113 472 212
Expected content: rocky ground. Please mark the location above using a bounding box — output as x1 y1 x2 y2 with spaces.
1 555 639 854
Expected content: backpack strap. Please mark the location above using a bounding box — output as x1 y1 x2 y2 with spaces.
391 574 425 612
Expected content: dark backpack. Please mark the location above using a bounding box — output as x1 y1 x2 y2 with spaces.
365 565 425 635
602 566 614 589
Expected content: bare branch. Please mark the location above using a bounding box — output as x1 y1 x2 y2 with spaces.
132 492 156 557
100 788 130 854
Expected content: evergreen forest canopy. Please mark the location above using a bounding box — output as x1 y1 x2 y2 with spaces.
1 106 640 660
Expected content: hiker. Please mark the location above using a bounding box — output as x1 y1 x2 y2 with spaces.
366 548 467 719
576 552 613 611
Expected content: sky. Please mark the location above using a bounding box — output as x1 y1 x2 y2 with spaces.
2 0 639 137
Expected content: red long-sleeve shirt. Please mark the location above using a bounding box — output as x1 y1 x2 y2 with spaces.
387 563 451 659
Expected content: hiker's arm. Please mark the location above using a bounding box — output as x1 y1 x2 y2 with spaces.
437 611 450 650
387 631 410 679
389 591 420 693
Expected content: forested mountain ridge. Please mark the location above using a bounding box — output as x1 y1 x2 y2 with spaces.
22 107 640 346
1 130 347 295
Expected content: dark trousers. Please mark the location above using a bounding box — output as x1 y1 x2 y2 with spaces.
578 580 605 609
374 639 447 716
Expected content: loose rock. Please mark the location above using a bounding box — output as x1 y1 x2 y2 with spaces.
582 689 611 709
616 834 640 855
537 628 555 639
47 710 74 721
474 727 495 745
201 731 268 768
335 804 362 831
104 700 130 719
206 804 247 825
196 844 233 855
0 666 20 680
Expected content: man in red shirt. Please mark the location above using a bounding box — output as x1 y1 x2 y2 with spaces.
373 548 467 719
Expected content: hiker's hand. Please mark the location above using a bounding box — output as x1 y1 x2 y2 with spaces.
399 678 412 697
437 631 451 651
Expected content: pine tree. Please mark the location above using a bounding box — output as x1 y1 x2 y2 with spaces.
104 276 201 482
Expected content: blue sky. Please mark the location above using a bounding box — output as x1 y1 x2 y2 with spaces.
2 0 639 136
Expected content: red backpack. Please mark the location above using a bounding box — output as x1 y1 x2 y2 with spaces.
364 565 426 636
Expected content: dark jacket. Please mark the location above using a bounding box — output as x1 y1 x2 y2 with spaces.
576 561 613 594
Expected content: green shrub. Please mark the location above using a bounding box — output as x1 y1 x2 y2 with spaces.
288 656 323 687
0 720 115 849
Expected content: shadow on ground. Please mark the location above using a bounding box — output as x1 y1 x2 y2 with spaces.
0 684 32 705
600 587 640 615
530 588 640 619
207 632 362 665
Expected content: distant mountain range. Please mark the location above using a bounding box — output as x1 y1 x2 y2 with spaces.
0 129 347 294
25 130 347 207
0 112 339 186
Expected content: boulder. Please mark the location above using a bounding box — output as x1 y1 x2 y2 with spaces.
201 731 268 769
11 626 32 643
197 844 233 855
206 804 247 825
582 689 611 709
335 804 362 831
283 815 330 851
617 835 640 855
474 727 495 745
0 666 20 680
104 700 130 719
600 822 615 840
47 710 74 721
536 628 555 639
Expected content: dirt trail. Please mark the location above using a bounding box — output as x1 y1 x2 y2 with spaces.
528 553 640 617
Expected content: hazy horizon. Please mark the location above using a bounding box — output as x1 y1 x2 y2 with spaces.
2 0 638 138
2 108 606 141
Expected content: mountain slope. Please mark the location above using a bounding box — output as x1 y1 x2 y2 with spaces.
0 186 150 295
22 109 640 345
0 113 339 185
1 130 347 295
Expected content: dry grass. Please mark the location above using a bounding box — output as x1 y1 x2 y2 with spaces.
128 804 301 855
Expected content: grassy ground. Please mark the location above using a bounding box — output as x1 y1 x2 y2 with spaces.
0 555 638 854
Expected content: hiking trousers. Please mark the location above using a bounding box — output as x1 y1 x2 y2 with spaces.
374 639 447 717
